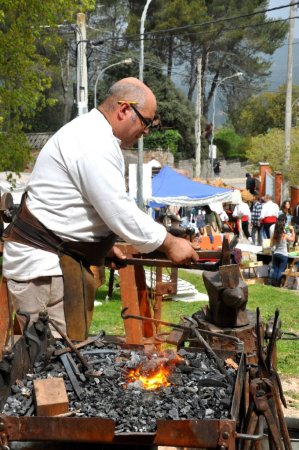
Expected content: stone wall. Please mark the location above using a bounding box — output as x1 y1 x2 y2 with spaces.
122 148 174 167
176 158 253 181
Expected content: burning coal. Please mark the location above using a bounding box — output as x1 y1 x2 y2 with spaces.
126 350 183 390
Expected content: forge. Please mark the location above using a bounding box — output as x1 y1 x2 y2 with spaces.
0 318 245 450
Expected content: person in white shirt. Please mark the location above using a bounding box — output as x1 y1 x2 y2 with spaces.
3 77 199 339
260 195 279 238
232 200 252 241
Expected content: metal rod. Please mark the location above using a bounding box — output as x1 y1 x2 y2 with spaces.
121 307 243 346
236 415 264 441
48 319 89 370
183 316 234 386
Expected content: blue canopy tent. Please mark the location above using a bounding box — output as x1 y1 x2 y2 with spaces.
146 166 233 207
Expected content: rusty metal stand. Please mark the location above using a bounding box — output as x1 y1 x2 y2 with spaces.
115 238 231 350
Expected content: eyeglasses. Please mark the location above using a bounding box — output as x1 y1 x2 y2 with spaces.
118 101 160 130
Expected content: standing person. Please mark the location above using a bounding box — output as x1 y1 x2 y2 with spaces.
245 173 256 195
213 160 221 177
279 200 292 226
202 205 222 244
259 195 279 239
232 200 252 242
292 203 299 244
251 195 262 245
269 221 295 286
3 77 199 340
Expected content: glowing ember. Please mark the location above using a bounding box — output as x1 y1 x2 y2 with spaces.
126 351 184 390
128 366 171 390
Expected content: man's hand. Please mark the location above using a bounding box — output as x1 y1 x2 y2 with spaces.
105 246 127 269
158 232 199 265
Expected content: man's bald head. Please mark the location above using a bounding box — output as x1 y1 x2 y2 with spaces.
98 77 157 148
101 77 156 111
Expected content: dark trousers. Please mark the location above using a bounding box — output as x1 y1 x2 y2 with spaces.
263 222 275 239
270 253 288 285
242 221 251 239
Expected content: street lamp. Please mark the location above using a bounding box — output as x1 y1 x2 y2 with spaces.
93 58 132 108
210 72 243 177
137 0 152 210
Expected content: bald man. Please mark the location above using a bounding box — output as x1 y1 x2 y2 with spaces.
3 77 198 339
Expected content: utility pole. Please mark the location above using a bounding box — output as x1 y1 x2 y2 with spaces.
137 0 152 210
195 57 202 179
76 13 88 115
284 0 295 167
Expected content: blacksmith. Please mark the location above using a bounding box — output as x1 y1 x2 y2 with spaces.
3 77 199 340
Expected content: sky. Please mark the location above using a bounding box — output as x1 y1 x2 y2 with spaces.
267 0 299 38
266 0 299 90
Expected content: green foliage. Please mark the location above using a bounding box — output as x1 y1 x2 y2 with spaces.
245 127 299 184
214 127 249 160
0 0 95 171
144 130 182 155
0 132 31 172
231 85 299 136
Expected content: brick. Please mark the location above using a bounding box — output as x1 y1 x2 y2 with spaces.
33 378 69 416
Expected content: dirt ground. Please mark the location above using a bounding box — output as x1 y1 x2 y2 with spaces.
281 376 299 418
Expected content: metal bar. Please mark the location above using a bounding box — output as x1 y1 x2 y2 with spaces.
48 319 89 370
106 256 220 270
236 415 264 441
121 307 243 347
59 353 83 400
184 316 234 386
54 331 105 356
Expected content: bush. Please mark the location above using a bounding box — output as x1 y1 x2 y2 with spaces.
214 127 248 160
0 132 31 172
144 129 182 155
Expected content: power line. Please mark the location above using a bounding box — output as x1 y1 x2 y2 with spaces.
91 2 299 42
120 16 298 44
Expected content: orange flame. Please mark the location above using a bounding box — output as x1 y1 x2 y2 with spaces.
126 352 184 390
128 366 171 390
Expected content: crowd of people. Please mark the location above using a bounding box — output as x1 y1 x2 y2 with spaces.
157 194 298 289
230 195 298 287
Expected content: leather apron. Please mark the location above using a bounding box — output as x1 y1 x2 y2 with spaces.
3 194 116 340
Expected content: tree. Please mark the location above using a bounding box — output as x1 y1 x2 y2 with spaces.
214 127 249 159
126 0 288 122
0 0 95 171
230 85 299 136
245 127 299 185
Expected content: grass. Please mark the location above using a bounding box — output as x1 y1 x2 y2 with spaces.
91 269 299 376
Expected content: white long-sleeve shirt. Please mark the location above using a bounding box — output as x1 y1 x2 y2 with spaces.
232 202 251 221
3 109 166 280
260 200 279 220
